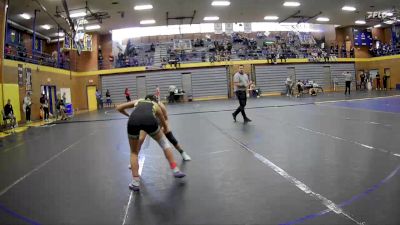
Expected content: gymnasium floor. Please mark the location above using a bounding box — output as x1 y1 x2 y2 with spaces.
1 91 400 225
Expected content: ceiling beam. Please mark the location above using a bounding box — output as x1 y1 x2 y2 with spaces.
300 11 322 23
7 19 51 41
280 10 301 23
166 10 197 26
32 0 69 36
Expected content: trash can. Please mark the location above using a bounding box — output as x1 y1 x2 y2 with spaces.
65 104 73 117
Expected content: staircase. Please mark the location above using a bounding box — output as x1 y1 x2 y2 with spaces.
153 44 169 66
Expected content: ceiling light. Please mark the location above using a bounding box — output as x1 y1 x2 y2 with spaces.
211 1 230 6
70 12 86 18
204 16 219 21
86 24 101 30
374 24 381 28
384 20 395 25
283 2 301 7
54 32 64 37
355 20 366 25
316 17 330 22
342 6 356 11
20 13 31 20
140 19 156 25
264 16 279 20
41 24 51 30
134 4 153 10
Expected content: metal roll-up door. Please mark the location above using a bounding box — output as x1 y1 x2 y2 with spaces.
145 70 183 102
295 64 326 87
255 65 287 93
101 74 141 103
191 67 228 99
329 63 356 89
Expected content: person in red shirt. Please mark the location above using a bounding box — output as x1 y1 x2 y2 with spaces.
125 88 131 102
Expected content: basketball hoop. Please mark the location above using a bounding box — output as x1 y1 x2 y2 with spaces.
73 18 86 55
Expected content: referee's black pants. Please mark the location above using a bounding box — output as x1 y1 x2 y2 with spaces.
345 81 351 95
233 90 248 119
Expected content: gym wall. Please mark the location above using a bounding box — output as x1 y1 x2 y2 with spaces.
2 60 101 121
101 67 228 103
255 63 356 94
2 61 73 121
69 33 99 72
355 57 400 89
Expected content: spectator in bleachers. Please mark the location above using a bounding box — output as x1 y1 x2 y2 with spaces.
341 44 347 58
350 46 355 58
5 44 12 59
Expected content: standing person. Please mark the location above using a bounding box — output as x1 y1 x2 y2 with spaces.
4 99 17 128
168 85 176 103
232 65 251 123
344 71 352 95
95 89 103 109
42 96 50 122
116 98 186 191
383 73 389 91
125 88 131 102
376 72 381 90
155 85 161 102
360 72 366 90
23 92 32 123
62 92 67 103
40 94 45 120
285 77 293 96
105 89 112 107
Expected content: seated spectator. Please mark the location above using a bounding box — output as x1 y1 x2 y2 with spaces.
56 98 67 120
249 82 261 98
3 99 17 128
4 44 12 59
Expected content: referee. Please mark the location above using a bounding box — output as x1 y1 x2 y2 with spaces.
232 65 252 123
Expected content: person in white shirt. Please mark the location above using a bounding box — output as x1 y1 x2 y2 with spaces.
344 71 352 95
23 92 32 123
285 77 293 96
232 65 251 123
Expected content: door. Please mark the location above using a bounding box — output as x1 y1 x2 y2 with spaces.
87 86 97 111
41 85 57 114
136 76 146 99
181 73 192 98
384 68 391 89
323 66 332 90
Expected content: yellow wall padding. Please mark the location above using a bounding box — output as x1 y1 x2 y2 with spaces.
3 84 21 121
0 84 3 111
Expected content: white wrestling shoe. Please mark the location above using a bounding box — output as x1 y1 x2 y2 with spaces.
181 152 192 161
